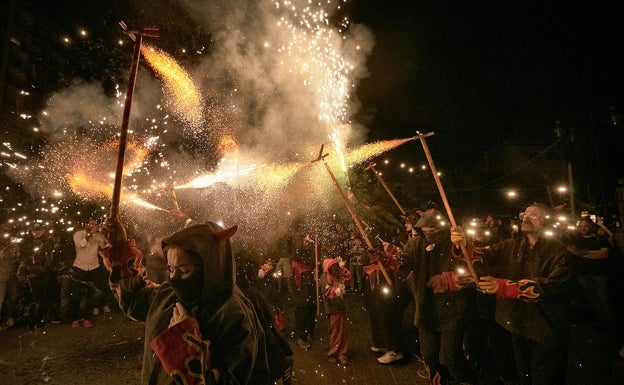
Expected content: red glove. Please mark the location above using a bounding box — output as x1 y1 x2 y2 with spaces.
427 274 449 293
151 317 211 385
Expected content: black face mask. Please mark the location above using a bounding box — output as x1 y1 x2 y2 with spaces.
423 228 447 245
169 271 204 309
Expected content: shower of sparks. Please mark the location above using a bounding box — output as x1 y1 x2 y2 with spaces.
345 137 415 165
251 162 306 190
274 1 354 151
5 0 395 247
141 44 205 129
68 171 167 212
175 163 258 189
329 126 350 189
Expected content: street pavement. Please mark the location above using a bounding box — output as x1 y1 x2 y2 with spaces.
282 290 428 385
0 288 621 385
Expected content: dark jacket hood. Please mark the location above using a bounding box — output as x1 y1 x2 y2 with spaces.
162 221 238 306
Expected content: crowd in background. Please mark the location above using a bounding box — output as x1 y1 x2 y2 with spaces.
1 203 624 384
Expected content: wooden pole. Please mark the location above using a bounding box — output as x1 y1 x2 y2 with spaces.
110 23 159 217
172 188 180 211
314 233 320 315
414 131 479 282
313 146 392 286
366 162 406 215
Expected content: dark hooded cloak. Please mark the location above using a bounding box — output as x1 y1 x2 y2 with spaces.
105 222 271 385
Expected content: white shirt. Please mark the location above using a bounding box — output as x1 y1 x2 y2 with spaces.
72 229 108 271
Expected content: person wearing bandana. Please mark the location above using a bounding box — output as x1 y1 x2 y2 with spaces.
100 215 271 385
398 209 477 385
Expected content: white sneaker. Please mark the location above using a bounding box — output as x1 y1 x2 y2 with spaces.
377 351 404 364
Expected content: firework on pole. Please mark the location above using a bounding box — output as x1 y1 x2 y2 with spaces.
110 22 159 218
414 131 479 282
312 145 392 286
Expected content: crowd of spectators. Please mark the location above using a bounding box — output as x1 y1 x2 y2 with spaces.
1 204 623 384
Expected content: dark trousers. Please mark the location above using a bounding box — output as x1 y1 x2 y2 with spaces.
419 324 475 384
62 267 102 321
294 273 316 340
512 332 568 385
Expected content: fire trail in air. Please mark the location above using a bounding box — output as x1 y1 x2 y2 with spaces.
68 172 168 212
175 161 304 191
141 44 204 129
345 137 415 165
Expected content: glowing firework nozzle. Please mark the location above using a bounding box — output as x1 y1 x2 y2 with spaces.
364 162 377 171
311 144 329 163
413 131 435 140
119 21 160 41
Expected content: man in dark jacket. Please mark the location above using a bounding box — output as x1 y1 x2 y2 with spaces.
101 216 271 385
399 210 476 384
477 203 573 385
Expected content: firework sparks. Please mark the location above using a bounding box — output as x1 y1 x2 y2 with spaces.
274 1 357 154
141 44 205 129
175 163 258 189
68 171 168 212
345 137 415 165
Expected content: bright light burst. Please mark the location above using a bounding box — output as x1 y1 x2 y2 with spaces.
4 0 403 245
345 137 415 165
175 162 258 189
274 1 355 171
68 171 167 211
141 44 205 130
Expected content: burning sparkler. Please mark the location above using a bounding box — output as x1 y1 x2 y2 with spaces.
68 171 168 212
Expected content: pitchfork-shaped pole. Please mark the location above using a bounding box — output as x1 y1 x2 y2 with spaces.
313 145 393 286
414 131 479 282
365 162 406 215
110 22 159 217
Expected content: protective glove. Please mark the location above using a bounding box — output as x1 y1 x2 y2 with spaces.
478 276 499 294
151 317 212 385
450 226 466 248
427 274 449 293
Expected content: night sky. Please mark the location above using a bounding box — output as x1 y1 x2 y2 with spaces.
352 1 622 154
27 0 623 217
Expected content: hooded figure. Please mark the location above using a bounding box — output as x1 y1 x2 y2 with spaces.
397 210 476 383
321 257 351 364
102 221 271 385
414 209 449 246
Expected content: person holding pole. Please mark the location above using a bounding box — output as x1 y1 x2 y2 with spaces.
398 209 477 384
100 216 272 385
471 203 573 385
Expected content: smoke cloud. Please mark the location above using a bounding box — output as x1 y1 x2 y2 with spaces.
8 0 380 258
